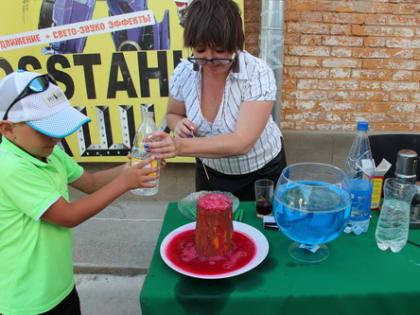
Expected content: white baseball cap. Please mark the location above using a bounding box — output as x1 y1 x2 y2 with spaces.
0 70 91 138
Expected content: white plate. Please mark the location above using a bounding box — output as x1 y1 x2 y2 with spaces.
160 221 269 279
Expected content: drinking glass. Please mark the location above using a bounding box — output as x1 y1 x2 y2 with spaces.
273 163 352 263
254 179 274 218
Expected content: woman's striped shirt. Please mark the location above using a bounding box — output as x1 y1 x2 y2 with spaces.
169 50 283 175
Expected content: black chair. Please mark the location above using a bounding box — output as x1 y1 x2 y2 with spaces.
368 134 420 180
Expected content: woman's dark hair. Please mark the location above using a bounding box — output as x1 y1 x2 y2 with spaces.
183 0 245 52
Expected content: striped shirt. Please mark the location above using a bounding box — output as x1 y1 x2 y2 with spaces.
169 50 282 175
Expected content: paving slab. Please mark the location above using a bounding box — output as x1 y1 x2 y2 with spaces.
75 274 144 315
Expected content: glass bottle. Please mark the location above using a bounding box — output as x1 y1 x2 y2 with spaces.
130 105 160 196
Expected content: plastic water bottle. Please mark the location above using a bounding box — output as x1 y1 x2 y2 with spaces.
344 121 375 235
130 105 160 196
375 178 416 252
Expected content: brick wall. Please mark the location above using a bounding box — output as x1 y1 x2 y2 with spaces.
243 0 420 132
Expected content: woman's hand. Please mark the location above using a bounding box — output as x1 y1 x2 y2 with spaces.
145 131 178 160
174 118 198 138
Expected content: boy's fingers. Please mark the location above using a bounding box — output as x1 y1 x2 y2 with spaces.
131 156 156 168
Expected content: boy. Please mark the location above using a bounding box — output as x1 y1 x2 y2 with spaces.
0 70 158 314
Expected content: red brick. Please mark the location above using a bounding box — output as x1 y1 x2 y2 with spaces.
244 11 259 23
245 33 259 45
330 68 352 78
392 71 413 81
285 33 300 45
390 93 410 102
295 79 316 93
352 69 392 80
322 58 361 68
331 47 352 57
281 99 296 109
299 57 321 67
327 91 350 101
285 11 300 22
244 0 260 10
288 23 330 34
285 67 330 79
386 38 420 49
245 23 260 34
412 94 420 103
283 78 297 89
287 90 329 100
350 91 389 101
366 103 390 114
322 12 366 25
279 121 295 129
397 3 420 14
296 100 317 110
300 12 324 23
284 56 300 66
360 81 382 90
318 101 355 111
352 25 415 37
364 37 386 48
364 15 388 25
300 35 323 46
322 36 363 47
330 24 351 35
362 59 418 70
288 45 330 57
388 103 417 113
388 15 420 26
382 81 419 92
352 48 414 59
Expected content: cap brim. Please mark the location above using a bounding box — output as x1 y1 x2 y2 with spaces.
26 106 91 138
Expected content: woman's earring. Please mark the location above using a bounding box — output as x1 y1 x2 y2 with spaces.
193 63 200 71
232 55 239 73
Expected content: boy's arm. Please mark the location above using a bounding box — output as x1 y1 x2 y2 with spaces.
70 162 129 194
41 157 158 227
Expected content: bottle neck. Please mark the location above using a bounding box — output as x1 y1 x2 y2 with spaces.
142 112 154 121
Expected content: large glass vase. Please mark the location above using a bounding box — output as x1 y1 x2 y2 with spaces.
273 163 352 263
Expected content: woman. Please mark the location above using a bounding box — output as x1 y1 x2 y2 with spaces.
148 0 286 201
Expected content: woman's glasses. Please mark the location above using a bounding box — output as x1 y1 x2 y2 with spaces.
2 73 57 120
188 56 235 66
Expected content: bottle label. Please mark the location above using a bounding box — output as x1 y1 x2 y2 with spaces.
371 176 384 210
131 158 158 176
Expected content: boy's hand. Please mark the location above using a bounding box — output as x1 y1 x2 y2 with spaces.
121 156 159 191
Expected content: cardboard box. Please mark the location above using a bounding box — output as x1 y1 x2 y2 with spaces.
371 159 391 210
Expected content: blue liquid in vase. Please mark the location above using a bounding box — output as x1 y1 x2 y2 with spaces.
274 181 351 245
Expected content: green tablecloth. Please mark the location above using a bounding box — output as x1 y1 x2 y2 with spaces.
140 202 420 315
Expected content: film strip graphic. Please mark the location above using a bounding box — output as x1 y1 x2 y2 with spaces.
60 104 169 157
0 10 154 52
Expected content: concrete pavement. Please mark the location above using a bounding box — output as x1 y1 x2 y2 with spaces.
75 274 145 315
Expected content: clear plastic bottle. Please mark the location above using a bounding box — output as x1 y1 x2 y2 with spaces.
130 105 160 196
344 121 375 235
375 178 416 252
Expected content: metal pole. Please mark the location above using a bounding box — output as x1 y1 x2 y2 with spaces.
259 0 285 126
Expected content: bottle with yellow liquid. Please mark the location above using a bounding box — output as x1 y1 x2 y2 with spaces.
131 105 160 196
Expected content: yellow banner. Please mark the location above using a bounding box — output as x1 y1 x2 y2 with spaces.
0 0 243 162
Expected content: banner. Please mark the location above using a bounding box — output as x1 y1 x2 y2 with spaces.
0 0 244 162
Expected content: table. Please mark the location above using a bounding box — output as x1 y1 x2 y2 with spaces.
140 202 420 315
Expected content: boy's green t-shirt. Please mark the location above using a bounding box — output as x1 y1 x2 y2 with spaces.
0 137 84 315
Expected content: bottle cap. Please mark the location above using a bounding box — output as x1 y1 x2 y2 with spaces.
357 121 368 131
395 149 417 181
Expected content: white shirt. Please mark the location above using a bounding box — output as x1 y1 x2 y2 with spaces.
169 50 282 175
